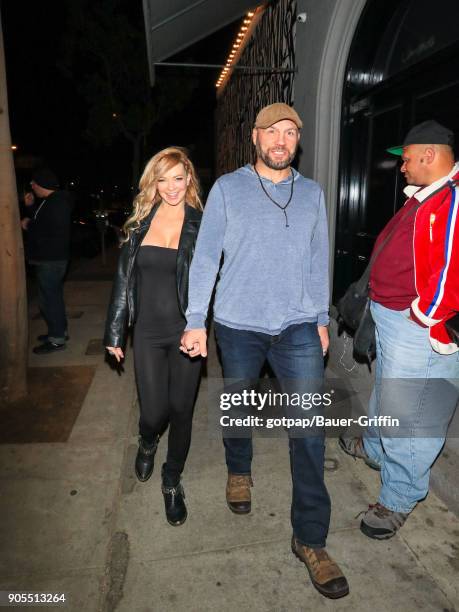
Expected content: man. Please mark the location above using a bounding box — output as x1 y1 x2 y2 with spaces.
22 167 73 354
181 103 349 599
340 120 459 539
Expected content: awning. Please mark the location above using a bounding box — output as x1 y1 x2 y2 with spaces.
142 0 259 85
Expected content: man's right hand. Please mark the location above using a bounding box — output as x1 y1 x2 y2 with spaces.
106 346 124 362
180 329 207 358
24 192 35 207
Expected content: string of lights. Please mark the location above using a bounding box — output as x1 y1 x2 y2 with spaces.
216 8 262 91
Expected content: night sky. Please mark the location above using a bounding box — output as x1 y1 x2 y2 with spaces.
2 0 240 200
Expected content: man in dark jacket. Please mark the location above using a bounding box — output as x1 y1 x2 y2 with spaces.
22 167 74 354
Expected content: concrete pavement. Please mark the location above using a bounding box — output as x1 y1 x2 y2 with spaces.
1 250 458 612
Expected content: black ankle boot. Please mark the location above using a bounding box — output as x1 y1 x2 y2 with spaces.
135 436 159 482
161 469 187 526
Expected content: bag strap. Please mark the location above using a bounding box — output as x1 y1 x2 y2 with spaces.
355 178 457 292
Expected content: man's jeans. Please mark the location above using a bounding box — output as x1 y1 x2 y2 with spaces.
363 301 459 513
214 321 330 548
33 260 68 344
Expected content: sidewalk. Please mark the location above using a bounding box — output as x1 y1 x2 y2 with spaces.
1 248 458 612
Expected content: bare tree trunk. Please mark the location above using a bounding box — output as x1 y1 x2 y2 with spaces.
0 10 28 402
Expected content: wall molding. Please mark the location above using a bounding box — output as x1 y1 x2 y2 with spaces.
312 0 367 277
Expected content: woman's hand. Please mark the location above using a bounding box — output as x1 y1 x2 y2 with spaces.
180 329 207 357
106 346 124 362
317 325 329 356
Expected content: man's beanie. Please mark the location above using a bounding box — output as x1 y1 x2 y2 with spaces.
32 167 60 190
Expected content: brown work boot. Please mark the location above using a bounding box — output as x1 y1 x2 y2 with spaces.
226 473 253 514
291 536 349 599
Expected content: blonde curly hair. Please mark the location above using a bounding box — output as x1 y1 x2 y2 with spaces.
122 147 202 241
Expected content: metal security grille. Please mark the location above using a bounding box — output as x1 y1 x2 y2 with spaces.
216 0 297 176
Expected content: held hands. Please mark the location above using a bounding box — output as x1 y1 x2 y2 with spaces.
180 327 325 358
318 325 329 356
106 346 124 362
180 329 207 358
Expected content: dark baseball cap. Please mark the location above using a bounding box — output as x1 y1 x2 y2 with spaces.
387 120 454 156
31 167 60 190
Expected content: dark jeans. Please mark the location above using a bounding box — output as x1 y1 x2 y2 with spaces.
214 321 330 548
33 260 68 344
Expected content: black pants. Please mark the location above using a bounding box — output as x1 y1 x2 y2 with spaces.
34 260 68 344
133 330 201 481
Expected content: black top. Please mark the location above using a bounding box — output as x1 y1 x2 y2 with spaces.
135 246 185 336
103 204 202 349
27 190 74 261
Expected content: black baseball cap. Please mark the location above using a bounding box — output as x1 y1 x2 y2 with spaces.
31 167 60 190
387 120 454 156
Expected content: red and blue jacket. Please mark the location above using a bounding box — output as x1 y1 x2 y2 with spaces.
410 167 459 353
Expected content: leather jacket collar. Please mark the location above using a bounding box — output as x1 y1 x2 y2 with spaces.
103 202 202 348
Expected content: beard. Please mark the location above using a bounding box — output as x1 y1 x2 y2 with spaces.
256 140 297 170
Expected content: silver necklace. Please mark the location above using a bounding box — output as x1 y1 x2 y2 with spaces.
33 198 47 219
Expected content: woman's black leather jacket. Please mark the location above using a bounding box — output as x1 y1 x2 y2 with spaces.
104 203 202 348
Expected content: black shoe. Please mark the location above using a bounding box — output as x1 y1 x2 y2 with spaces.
162 469 187 526
135 436 159 482
33 341 66 354
37 334 70 342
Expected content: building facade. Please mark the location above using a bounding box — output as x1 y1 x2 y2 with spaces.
216 0 459 299
213 0 459 510
215 0 296 176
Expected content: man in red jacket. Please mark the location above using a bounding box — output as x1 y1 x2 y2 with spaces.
340 120 459 539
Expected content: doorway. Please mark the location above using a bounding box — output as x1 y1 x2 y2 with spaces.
334 0 459 300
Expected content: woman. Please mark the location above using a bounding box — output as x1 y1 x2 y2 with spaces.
104 147 202 526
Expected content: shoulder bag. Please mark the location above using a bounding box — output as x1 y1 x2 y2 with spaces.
337 202 421 362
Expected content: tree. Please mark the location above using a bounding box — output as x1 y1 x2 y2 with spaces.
61 0 197 187
0 9 28 403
